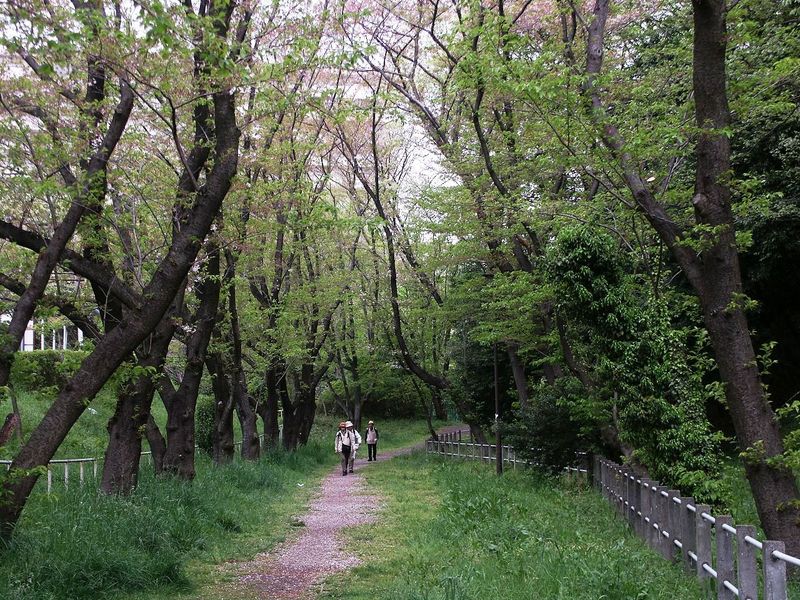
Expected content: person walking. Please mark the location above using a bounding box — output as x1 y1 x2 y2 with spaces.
365 420 379 461
335 421 355 476
345 420 361 474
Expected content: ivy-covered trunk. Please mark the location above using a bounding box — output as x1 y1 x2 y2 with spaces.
689 0 799 553
585 0 800 552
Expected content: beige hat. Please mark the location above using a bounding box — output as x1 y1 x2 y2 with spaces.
345 420 354 427
368 421 374 425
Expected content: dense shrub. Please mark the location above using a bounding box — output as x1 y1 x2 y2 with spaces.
504 378 599 474
10 350 88 391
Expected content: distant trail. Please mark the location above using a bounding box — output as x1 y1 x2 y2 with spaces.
230 427 464 599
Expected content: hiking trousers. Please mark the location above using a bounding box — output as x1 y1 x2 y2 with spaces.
340 446 351 475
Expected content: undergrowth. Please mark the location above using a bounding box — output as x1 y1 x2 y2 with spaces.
0 441 333 600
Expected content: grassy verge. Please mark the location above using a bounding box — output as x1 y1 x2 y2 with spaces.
0 389 169 460
319 454 705 600
0 418 441 600
0 444 333 600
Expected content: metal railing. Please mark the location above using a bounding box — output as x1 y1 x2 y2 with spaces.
425 430 589 477
1 434 266 494
427 432 796 599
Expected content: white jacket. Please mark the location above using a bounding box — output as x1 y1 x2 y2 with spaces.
335 429 356 453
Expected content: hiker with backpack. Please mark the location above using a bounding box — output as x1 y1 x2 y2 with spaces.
365 420 379 461
335 421 356 476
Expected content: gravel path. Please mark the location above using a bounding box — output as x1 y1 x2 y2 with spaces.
231 442 426 599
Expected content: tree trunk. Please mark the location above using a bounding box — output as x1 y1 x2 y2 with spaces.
430 388 447 421
226 251 260 460
101 303 178 493
206 352 235 464
692 1 799 553
283 365 317 450
507 344 529 409
145 414 167 474
261 362 282 449
234 378 260 460
162 242 222 479
585 0 800 551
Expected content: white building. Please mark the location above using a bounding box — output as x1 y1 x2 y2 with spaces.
0 315 83 351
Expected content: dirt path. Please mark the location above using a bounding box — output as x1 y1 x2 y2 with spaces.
229 442 429 599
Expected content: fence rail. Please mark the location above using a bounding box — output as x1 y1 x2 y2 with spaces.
427 431 796 600
1 434 266 493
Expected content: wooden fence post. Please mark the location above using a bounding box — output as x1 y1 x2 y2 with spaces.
592 455 599 490
624 470 633 524
715 515 735 600
640 479 653 549
654 486 670 560
736 525 758 600
695 504 713 583
632 476 642 537
629 474 639 529
763 541 788 600
680 497 696 573
666 490 681 562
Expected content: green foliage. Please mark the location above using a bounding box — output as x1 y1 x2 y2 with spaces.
546 226 727 505
505 378 598 474
194 394 215 456
9 350 88 392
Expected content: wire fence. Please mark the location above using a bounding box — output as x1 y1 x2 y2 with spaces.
1 434 266 494
427 430 797 600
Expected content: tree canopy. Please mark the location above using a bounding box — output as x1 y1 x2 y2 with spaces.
1 0 799 552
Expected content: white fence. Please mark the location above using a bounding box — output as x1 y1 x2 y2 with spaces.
427 432 797 600
1 434 266 493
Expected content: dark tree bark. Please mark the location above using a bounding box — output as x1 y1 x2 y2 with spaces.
145 414 167 474
100 307 176 493
507 344 529 409
226 251 260 461
205 351 235 464
161 240 223 479
261 360 284 449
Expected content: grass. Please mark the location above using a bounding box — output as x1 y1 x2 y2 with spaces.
0 442 334 600
318 454 706 600
0 412 443 600
0 388 169 460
